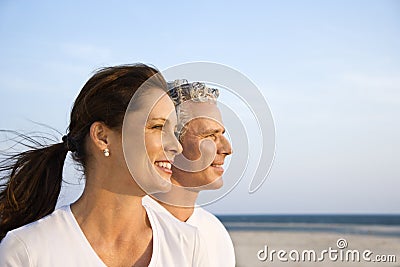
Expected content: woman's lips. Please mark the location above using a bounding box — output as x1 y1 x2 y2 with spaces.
155 161 172 174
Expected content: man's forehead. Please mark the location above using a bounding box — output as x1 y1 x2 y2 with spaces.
185 117 225 135
179 101 222 123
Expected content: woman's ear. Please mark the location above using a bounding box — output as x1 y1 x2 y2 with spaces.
89 122 110 150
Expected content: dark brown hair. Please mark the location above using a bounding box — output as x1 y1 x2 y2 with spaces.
0 64 167 240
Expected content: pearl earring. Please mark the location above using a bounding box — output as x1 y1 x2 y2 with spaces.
103 148 110 157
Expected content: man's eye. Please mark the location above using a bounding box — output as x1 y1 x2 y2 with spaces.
152 125 163 129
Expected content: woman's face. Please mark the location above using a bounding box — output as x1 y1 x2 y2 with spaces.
122 87 182 194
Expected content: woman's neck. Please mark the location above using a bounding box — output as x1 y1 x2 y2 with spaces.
71 186 149 241
70 183 153 267
73 161 149 235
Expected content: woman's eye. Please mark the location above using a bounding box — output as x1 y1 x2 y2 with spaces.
152 125 163 130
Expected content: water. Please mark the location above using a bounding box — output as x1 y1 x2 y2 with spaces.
217 215 400 237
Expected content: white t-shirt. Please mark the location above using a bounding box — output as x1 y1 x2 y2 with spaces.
0 205 208 266
142 196 236 267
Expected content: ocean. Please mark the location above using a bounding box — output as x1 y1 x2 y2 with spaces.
217 215 400 237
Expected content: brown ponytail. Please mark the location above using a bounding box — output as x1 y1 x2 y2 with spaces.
0 138 68 240
0 63 167 241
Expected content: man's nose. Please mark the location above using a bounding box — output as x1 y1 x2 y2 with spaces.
218 135 232 156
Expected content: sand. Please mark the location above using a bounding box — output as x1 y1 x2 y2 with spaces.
229 227 400 267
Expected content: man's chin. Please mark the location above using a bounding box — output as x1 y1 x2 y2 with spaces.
202 177 223 191
180 178 223 192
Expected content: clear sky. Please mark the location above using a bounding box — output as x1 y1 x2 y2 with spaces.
0 0 399 214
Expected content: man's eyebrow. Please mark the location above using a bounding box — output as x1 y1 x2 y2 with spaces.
202 128 224 135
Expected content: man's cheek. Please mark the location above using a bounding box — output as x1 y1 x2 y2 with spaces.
199 139 217 163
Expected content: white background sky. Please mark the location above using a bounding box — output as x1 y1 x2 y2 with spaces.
0 0 399 214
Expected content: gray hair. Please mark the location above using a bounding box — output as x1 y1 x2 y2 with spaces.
167 79 220 140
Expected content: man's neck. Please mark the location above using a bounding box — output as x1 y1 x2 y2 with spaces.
160 201 195 222
153 184 200 222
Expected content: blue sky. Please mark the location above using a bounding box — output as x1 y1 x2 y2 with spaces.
0 0 399 214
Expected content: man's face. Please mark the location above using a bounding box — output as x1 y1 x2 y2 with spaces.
171 102 232 190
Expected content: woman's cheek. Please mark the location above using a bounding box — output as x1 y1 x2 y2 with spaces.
145 132 162 155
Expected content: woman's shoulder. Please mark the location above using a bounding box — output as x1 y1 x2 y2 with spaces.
0 230 31 266
0 205 73 266
2 205 71 245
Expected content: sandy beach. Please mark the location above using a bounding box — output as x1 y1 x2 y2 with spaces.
228 226 400 267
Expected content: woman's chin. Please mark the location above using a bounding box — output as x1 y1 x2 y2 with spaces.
147 172 173 194
155 178 172 194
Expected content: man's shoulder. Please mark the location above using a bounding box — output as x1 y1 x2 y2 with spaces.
192 207 222 223
190 207 228 233
142 196 199 234
189 207 236 266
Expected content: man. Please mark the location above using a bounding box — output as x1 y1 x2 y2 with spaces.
142 80 235 266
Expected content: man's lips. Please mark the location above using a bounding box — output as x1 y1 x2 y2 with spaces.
211 161 224 167
210 162 224 172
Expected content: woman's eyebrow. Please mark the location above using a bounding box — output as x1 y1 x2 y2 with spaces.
148 117 173 126
149 117 167 122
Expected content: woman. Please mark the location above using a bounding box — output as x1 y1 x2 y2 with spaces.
0 64 208 266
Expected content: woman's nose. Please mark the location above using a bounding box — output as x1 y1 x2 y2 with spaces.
163 129 183 155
